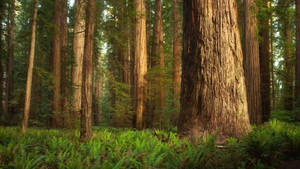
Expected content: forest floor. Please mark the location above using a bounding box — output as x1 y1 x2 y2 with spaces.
0 120 300 169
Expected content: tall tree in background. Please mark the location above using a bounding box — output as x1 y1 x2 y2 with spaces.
52 0 62 128
172 0 181 110
81 0 95 141
0 2 4 116
258 0 271 122
152 0 164 128
5 0 15 118
178 0 251 138
134 0 147 129
296 0 300 107
22 0 38 133
243 0 262 125
61 0 69 127
72 0 86 127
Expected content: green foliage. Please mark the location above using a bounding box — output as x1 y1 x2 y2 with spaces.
1 121 300 169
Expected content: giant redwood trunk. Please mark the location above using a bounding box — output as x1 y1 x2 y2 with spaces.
296 0 300 106
72 0 86 127
80 0 95 141
22 0 38 133
134 0 147 129
259 0 271 122
178 0 251 138
5 0 15 117
244 0 262 124
52 0 62 128
152 0 165 128
172 0 181 109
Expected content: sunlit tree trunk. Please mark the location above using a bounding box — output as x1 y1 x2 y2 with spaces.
172 0 181 110
61 0 69 128
244 0 262 125
22 0 38 133
152 0 165 128
80 0 95 141
5 0 15 118
72 0 86 127
134 0 147 129
52 0 62 128
178 0 251 138
296 0 300 106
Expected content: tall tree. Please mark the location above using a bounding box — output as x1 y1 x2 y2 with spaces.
22 0 38 133
72 0 86 127
0 1 4 116
5 0 15 117
52 0 62 128
178 0 251 138
296 0 300 106
80 0 95 141
134 0 147 129
259 0 271 122
172 0 181 109
152 0 165 128
244 0 262 124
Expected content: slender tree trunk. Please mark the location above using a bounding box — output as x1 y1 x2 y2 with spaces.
5 0 15 118
0 2 4 117
94 54 102 125
135 0 147 129
72 0 86 128
259 0 271 122
61 0 69 128
178 0 251 139
22 0 38 133
80 0 95 141
52 0 62 128
173 0 181 110
270 15 276 110
152 0 165 128
244 0 262 125
296 0 300 106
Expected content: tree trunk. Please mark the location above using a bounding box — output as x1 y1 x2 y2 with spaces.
80 0 95 141
173 0 181 110
258 0 271 122
22 0 38 133
72 0 86 128
244 0 262 125
52 0 62 128
296 0 300 107
178 0 251 138
93 54 102 126
152 0 165 128
61 0 69 128
5 0 15 118
135 0 147 129
0 2 4 117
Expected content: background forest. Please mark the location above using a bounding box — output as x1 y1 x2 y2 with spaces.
0 0 300 168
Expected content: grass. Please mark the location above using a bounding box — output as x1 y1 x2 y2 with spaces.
0 120 300 169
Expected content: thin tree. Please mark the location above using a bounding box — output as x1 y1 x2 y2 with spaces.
0 1 4 116
296 0 300 106
134 0 147 129
72 0 86 127
22 0 38 133
80 0 95 141
178 0 251 138
52 0 62 128
5 0 15 117
244 0 262 125
153 0 164 128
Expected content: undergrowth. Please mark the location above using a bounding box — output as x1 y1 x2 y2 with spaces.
0 120 300 169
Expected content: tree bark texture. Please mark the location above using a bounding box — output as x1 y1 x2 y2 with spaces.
80 0 95 141
72 0 86 128
178 0 251 138
244 0 262 125
22 0 38 133
135 0 147 129
52 0 62 128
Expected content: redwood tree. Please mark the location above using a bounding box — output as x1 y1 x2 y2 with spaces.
178 0 251 138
